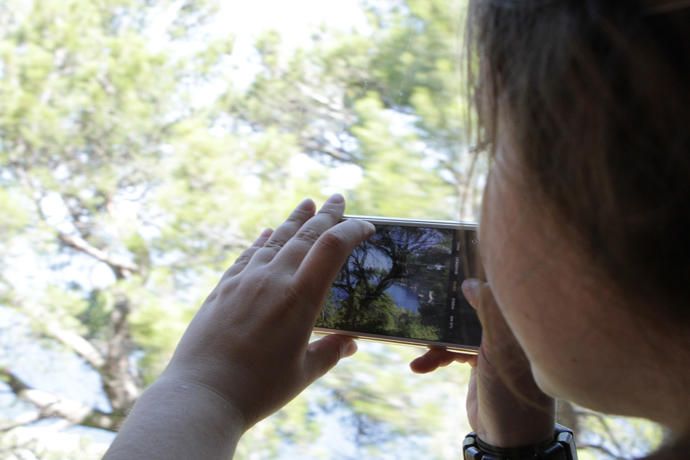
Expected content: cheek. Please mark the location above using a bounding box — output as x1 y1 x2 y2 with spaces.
480 172 626 407
479 171 585 396
479 169 540 329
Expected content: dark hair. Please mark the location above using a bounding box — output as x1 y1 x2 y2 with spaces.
468 0 690 321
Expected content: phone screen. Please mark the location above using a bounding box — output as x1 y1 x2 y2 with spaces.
316 219 482 350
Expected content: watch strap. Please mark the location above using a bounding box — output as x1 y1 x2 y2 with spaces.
463 424 577 460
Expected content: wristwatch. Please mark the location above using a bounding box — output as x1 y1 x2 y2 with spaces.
463 424 577 460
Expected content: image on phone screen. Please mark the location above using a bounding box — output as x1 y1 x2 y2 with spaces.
315 218 482 352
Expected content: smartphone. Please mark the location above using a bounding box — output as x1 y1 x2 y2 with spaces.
314 216 482 354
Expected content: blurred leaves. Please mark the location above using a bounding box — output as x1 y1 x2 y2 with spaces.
0 0 663 458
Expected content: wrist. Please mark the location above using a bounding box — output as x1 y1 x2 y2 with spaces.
475 351 556 447
105 373 246 460
476 382 555 447
154 371 248 434
477 398 555 447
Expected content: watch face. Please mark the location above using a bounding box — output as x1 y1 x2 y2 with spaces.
463 426 577 460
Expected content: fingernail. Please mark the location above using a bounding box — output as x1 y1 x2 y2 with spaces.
261 228 273 237
461 278 481 305
363 221 376 235
328 193 344 203
340 340 357 358
299 198 315 210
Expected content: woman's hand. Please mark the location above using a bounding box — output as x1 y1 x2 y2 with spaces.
163 194 374 430
106 195 374 460
105 195 374 459
410 279 555 447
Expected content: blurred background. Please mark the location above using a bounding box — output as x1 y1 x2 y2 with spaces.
0 0 664 458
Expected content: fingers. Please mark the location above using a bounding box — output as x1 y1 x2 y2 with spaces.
303 335 357 383
409 282 484 374
293 218 375 309
271 194 346 272
222 228 274 279
247 198 316 267
462 278 527 374
406 279 488 376
410 348 477 374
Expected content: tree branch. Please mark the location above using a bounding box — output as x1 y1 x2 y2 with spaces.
43 322 105 370
10 296 107 372
12 290 141 422
302 139 357 163
100 294 141 413
577 442 628 460
0 412 45 433
575 407 625 456
0 437 42 458
57 232 138 279
0 368 122 432
15 172 139 281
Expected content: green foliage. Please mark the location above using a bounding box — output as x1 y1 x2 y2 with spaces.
0 188 30 236
0 0 663 458
348 93 454 217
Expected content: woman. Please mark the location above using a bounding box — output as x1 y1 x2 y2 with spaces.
105 1 690 459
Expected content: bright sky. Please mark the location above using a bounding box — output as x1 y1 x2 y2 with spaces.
152 0 368 63
215 0 368 44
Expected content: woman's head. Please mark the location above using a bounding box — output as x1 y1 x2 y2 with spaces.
468 0 690 425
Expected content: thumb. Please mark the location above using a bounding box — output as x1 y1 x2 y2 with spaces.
304 335 357 382
462 278 505 330
461 279 538 393
461 278 520 358
461 278 482 309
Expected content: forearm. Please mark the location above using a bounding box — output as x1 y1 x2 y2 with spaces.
104 375 245 460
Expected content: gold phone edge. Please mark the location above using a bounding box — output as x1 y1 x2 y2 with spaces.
312 327 479 355
320 216 480 355
343 215 478 230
